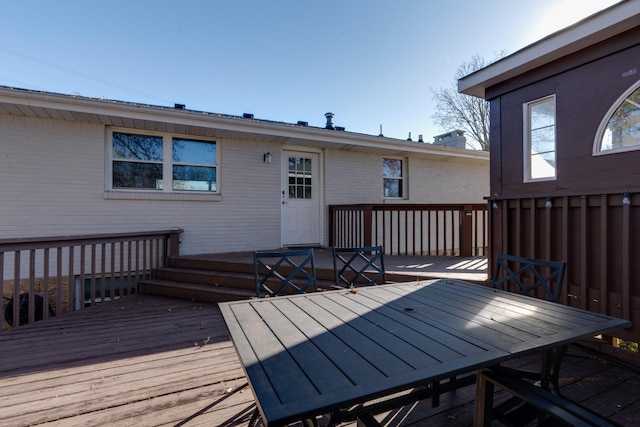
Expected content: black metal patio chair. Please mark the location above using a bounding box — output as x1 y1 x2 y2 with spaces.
332 246 386 287
430 253 568 411
251 248 319 426
488 253 569 424
493 253 567 303
253 248 318 297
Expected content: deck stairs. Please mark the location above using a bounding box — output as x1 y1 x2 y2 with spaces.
138 256 414 303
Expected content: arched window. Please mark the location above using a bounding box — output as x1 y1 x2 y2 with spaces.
594 79 640 155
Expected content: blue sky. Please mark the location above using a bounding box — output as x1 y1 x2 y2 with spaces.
0 0 621 142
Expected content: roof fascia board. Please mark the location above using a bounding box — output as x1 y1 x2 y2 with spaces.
458 0 639 99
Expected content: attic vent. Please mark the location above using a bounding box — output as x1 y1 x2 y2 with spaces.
242 113 254 119
335 126 345 131
297 121 308 126
174 103 185 109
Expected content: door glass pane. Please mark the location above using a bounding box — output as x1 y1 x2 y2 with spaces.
288 156 312 199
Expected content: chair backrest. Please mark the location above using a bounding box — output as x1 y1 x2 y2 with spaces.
492 253 567 302
254 249 317 297
333 246 386 287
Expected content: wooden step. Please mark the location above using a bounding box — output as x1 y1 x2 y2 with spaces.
138 279 256 303
167 257 253 274
167 256 338 281
153 266 255 290
141 257 409 304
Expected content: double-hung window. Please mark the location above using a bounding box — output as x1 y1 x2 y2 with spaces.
109 130 218 193
383 158 404 198
524 95 556 182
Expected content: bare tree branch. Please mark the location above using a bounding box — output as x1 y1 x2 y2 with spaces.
431 53 505 151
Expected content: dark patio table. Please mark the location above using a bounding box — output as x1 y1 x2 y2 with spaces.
219 279 630 427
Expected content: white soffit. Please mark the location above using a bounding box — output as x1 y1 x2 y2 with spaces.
458 0 640 99
0 86 489 163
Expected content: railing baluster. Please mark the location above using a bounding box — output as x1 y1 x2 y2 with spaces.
68 246 74 312
135 240 140 292
57 247 63 317
13 251 21 327
29 249 36 324
79 245 86 310
127 241 132 294
110 242 116 302
101 243 106 303
119 242 124 298
43 249 50 320
91 244 96 306
143 240 148 281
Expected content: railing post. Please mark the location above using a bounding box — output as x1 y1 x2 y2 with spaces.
168 228 183 259
460 205 473 257
363 205 373 247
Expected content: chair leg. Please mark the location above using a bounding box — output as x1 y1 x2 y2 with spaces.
248 408 259 427
356 412 383 427
301 417 318 427
474 370 495 427
430 381 440 407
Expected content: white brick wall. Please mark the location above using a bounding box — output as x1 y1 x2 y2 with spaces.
0 114 488 254
0 115 282 255
324 149 488 205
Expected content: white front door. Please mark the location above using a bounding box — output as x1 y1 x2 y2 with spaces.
281 151 321 246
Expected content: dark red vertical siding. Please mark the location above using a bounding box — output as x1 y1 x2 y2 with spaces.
488 27 640 342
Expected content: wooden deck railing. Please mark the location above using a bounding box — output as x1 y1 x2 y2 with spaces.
329 204 487 256
1 229 182 330
489 192 640 343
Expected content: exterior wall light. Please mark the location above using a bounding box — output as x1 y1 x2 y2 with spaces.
264 152 272 164
545 197 552 208
623 191 631 206
492 199 498 209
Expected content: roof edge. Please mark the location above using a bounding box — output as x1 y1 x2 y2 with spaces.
458 0 638 98
0 86 490 162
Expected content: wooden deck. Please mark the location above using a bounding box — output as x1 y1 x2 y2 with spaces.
1 293 640 426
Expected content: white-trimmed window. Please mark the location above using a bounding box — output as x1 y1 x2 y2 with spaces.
383 158 404 198
594 79 640 155
524 95 556 182
109 130 218 193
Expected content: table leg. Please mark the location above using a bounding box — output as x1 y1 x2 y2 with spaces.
540 345 568 393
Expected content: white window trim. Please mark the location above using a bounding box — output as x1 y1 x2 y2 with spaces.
593 78 640 156
105 128 221 202
523 95 556 183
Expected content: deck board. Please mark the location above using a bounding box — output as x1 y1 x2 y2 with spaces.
1 293 639 426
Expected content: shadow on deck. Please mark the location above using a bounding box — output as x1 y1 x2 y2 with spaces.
1 292 640 426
